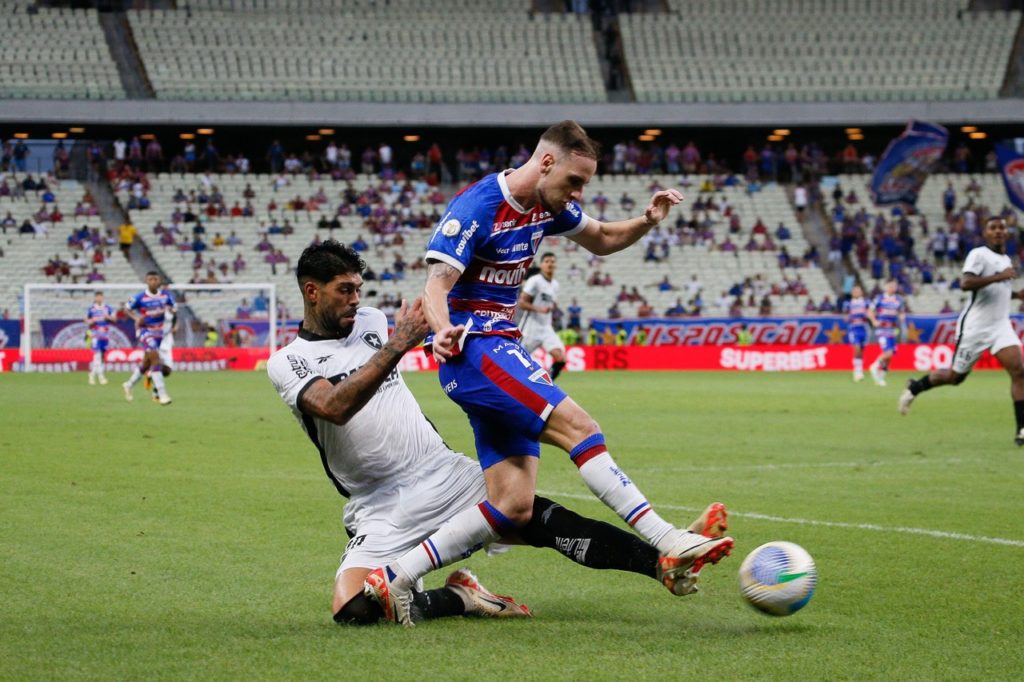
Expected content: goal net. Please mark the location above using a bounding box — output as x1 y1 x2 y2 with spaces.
20 282 280 372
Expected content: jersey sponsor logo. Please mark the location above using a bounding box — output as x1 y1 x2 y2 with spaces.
512 242 529 253
478 260 528 286
287 353 312 378
455 220 479 257
315 355 333 364
361 331 383 350
441 218 461 237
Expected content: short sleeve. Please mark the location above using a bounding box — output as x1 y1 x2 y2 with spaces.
424 199 493 273
869 295 879 311
547 201 589 237
522 275 541 298
165 290 177 308
267 349 323 411
961 249 983 277
127 293 141 312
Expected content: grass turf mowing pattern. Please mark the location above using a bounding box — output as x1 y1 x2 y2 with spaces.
1 370 1022 680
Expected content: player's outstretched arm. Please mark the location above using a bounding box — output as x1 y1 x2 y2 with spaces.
569 189 683 256
962 267 1016 291
300 299 429 425
423 261 464 363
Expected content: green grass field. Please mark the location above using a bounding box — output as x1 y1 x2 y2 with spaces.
2 369 1022 680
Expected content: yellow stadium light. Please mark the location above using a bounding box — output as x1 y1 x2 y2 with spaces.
179 133 195 140
318 128 335 135
306 134 321 141
69 127 86 133
848 134 865 141
960 126 977 133
403 135 421 143
969 132 987 140
644 129 662 136
13 133 29 139
844 128 862 134
139 133 156 141
197 128 214 135
773 129 791 136
51 132 68 139
638 135 655 142
767 135 783 142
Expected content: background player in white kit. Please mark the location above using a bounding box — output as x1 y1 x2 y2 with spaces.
518 251 566 380
899 217 1024 445
268 241 728 625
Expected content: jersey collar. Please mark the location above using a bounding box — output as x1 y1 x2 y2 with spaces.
298 324 342 342
497 170 528 214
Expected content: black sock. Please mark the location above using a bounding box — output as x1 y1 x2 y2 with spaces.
550 361 566 380
1014 400 1024 432
410 587 465 622
518 496 658 579
909 375 933 395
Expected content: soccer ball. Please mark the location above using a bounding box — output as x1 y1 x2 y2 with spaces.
738 541 817 616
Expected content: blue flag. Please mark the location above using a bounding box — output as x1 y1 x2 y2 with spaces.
870 120 949 207
996 143 1024 212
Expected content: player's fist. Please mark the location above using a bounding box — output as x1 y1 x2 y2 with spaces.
392 298 430 351
431 324 465 363
999 266 1018 281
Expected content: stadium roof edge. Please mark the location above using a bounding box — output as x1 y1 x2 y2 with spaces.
5 99 1024 127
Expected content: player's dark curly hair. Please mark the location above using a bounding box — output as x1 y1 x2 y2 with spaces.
296 239 365 287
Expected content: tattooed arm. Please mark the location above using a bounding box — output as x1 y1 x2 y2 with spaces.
300 299 429 425
423 261 465 363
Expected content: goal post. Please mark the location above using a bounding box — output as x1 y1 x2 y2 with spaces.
21 282 278 372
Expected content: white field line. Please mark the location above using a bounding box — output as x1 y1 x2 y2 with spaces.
537 489 1024 548
626 457 983 474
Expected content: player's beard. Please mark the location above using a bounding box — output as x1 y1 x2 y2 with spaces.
313 307 357 338
537 187 567 216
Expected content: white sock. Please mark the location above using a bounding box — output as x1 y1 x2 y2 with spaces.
853 358 863 372
93 352 105 379
577 451 676 551
391 502 505 588
151 369 167 397
127 367 143 387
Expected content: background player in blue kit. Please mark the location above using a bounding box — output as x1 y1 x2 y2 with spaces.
84 291 116 385
123 272 176 405
843 284 870 382
867 279 906 387
364 121 734 625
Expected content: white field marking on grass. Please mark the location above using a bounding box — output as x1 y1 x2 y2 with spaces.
625 457 985 474
537 489 1024 548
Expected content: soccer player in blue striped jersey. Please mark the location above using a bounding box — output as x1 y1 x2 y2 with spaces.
123 272 176 405
364 121 734 625
84 291 116 385
843 284 870 382
867 279 907 387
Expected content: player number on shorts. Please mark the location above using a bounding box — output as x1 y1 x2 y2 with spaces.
506 348 533 368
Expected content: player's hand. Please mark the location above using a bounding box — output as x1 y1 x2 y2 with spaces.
391 298 429 352
998 266 1018 281
536 305 553 314
431 324 465 363
643 189 684 226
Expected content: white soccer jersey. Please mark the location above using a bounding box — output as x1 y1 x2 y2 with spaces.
520 274 559 334
267 307 455 500
960 246 1013 329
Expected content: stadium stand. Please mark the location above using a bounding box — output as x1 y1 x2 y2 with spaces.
128 0 606 103
115 170 833 331
0 177 138 320
833 172 1018 314
620 0 1020 104
0 3 125 100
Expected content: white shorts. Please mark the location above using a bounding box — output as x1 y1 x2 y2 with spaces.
952 318 1021 374
520 324 565 354
335 451 486 577
159 337 174 369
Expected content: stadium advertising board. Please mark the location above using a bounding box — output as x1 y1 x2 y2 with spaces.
219 319 302 347
0 344 1004 373
588 315 1022 346
40 319 136 348
0 319 20 348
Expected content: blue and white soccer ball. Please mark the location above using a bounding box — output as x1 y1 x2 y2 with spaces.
738 541 817 616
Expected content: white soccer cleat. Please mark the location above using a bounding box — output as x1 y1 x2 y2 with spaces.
870 363 886 386
1015 428 1024 447
122 382 134 401
898 383 915 415
656 530 735 596
363 566 414 627
88 374 96 385
853 370 864 382
158 395 173 406
445 568 532 618
98 376 108 385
